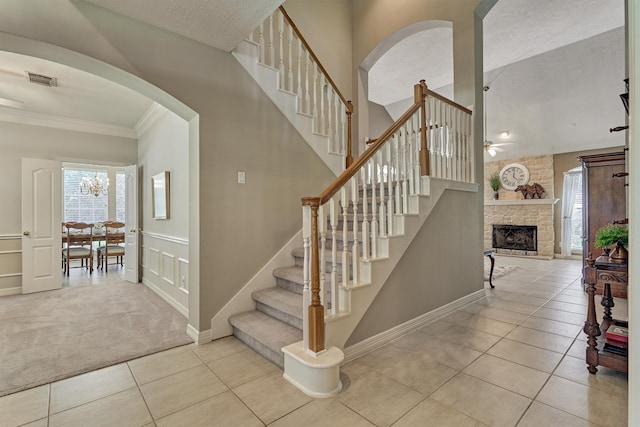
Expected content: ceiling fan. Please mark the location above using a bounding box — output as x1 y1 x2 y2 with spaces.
483 85 513 157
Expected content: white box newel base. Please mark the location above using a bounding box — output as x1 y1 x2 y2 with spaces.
282 341 344 398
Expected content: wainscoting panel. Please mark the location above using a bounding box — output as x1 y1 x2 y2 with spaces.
141 232 189 316
0 235 22 295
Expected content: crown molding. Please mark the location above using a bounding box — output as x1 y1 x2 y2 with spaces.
0 108 137 139
135 103 168 137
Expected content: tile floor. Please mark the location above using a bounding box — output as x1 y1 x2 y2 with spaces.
1 256 628 426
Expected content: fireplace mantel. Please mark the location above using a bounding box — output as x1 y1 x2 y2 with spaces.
485 199 559 206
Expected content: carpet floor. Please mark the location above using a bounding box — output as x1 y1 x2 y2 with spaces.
0 282 192 397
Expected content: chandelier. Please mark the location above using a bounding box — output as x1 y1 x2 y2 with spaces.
79 173 109 197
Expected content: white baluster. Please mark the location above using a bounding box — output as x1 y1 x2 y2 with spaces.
413 114 421 194
393 133 401 214
370 157 378 258
326 87 334 151
319 74 326 135
318 204 327 310
360 168 369 262
304 51 310 115
377 150 387 237
301 205 311 350
350 177 359 285
278 13 284 89
386 142 394 235
333 91 340 154
268 14 274 67
287 25 293 92
259 22 265 64
313 63 319 133
329 198 338 315
340 187 350 287
296 39 302 101
340 103 346 157
401 125 409 213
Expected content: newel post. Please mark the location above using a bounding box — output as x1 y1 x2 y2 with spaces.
302 196 325 353
345 100 354 169
417 80 430 176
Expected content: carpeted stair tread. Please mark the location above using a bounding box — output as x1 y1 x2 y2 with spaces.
229 310 302 368
252 287 303 328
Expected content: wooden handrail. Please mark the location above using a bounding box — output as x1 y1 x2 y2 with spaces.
279 6 351 109
426 88 472 114
302 98 422 207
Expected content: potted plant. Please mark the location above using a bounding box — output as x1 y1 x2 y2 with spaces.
488 173 501 200
594 223 628 263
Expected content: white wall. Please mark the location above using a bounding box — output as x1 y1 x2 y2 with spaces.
137 106 190 315
0 120 136 294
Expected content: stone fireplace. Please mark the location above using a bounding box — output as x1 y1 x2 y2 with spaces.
493 224 538 254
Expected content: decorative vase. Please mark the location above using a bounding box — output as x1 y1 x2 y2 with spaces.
609 242 628 264
493 191 499 200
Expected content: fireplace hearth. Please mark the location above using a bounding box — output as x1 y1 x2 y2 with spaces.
493 224 538 254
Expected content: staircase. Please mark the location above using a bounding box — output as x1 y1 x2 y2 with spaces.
229 191 375 368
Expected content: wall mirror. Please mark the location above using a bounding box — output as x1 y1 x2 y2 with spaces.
152 171 170 219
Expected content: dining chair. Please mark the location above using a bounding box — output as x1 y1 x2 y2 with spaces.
62 222 94 276
96 221 125 271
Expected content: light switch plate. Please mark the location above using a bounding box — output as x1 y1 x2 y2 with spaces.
237 171 246 184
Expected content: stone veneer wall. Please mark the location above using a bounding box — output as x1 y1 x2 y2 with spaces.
484 155 557 258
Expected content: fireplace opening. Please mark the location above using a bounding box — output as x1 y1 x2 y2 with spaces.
493 225 537 252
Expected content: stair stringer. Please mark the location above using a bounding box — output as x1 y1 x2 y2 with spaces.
325 177 479 350
232 39 344 177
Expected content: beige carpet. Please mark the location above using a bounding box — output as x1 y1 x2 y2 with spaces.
0 282 192 397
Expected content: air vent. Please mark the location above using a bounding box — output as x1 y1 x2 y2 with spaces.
25 71 57 87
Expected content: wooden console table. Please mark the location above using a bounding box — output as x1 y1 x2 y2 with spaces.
583 256 628 374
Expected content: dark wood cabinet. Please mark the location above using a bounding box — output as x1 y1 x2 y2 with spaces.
579 152 627 272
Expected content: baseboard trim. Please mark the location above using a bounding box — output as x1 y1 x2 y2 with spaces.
0 287 21 297
187 324 213 345
342 289 486 364
142 278 188 318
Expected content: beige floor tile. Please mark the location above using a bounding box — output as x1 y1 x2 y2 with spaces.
155 390 262 427
536 376 627 427
487 338 563 373
430 373 531 427
532 307 585 325
340 360 372 382
503 293 550 307
423 322 501 352
462 354 549 398
391 332 482 371
233 372 311 425
336 370 423 427
567 339 588 359
49 387 152 427
518 401 596 427
505 326 574 354
512 287 560 299
544 300 586 314
128 345 202 385
270 398 375 427
356 343 416 369
50 363 136 414
553 355 628 395
520 316 583 338
206 348 278 388
460 304 530 325
140 364 228 420
188 336 248 363
394 398 486 427
553 293 588 306
20 419 48 427
373 351 458 395
441 311 517 337
484 299 541 315
0 385 49 427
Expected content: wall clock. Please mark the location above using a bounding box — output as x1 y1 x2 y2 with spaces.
499 163 530 190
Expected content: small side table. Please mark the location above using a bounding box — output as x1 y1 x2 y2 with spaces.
484 249 495 288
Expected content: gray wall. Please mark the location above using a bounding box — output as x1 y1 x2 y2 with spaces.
347 189 482 345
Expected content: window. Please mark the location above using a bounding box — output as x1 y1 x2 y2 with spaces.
63 168 108 223
561 167 583 256
115 172 126 222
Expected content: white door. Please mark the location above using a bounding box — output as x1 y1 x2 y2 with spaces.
21 158 62 294
124 164 139 283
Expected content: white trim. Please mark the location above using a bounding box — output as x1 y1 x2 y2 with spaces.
0 108 137 139
0 234 21 240
0 273 22 278
0 250 21 255
186 324 213 345
0 287 21 297
141 231 189 246
342 289 485 364
142 277 188 317
135 103 168 137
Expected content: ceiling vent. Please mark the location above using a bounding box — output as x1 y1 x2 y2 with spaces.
25 71 58 87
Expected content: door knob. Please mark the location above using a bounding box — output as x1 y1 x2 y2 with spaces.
23 231 30 236
129 229 137 233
